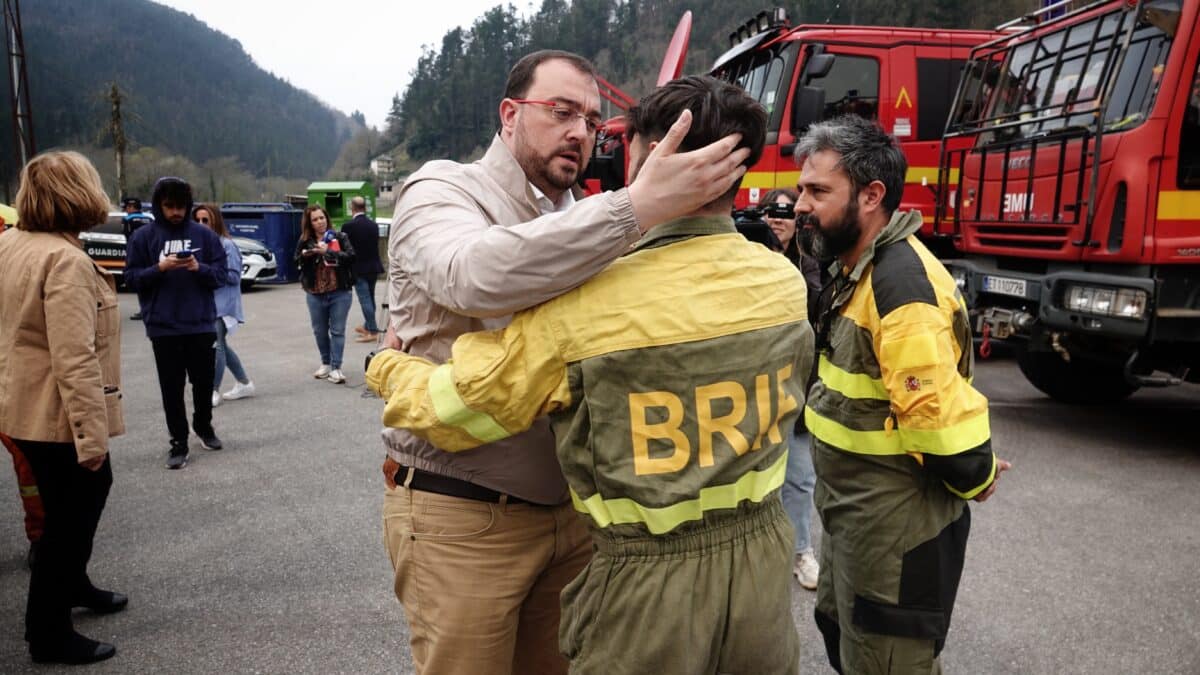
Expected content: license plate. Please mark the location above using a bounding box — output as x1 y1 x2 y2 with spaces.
982 275 1027 298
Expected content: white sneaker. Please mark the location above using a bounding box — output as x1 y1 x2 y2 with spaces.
223 381 256 400
313 365 332 379
326 369 346 384
795 551 819 590
211 390 222 408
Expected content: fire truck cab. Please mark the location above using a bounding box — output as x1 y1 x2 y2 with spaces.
938 0 1200 402
711 10 997 233
586 10 998 251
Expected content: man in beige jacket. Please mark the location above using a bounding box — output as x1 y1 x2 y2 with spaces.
380 50 752 674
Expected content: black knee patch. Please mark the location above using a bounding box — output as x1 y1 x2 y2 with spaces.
815 608 844 674
851 508 971 645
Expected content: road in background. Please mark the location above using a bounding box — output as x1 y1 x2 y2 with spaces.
1 284 1198 673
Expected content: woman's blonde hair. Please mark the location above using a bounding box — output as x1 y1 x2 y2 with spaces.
15 151 110 234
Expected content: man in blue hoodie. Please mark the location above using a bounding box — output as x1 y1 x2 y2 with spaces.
125 177 227 469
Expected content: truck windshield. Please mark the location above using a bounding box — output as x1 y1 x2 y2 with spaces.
955 2 1177 143
811 54 880 122
712 41 795 126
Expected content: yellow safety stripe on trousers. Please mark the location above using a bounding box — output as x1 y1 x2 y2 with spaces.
818 355 890 401
805 406 991 456
569 452 788 535
427 363 511 445
19 485 39 497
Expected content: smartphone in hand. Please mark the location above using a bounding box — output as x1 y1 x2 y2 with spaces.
175 249 194 259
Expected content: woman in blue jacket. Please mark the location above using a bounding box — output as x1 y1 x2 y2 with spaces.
193 204 254 407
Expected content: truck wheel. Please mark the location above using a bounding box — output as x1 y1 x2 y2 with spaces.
1016 348 1139 404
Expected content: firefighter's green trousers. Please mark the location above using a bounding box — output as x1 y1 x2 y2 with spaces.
812 437 971 674
558 497 799 675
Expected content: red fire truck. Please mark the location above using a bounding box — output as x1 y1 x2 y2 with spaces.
937 0 1200 402
586 9 999 251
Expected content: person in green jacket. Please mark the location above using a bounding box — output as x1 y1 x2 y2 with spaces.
796 114 1012 674
368 75 813 674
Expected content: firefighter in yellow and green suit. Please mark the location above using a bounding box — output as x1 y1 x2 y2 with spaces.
794 115 1011 674
368 76 814 674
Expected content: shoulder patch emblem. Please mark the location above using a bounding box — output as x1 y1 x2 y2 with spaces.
904 375 921 392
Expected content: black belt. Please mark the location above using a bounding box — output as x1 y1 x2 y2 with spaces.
394 465 536 506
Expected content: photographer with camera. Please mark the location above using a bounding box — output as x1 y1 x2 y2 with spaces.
759 187 824 590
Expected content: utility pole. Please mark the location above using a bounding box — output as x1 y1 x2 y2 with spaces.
109 83 127 200
3 0 34 202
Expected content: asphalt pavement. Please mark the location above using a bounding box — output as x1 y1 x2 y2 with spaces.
1 283 1198 673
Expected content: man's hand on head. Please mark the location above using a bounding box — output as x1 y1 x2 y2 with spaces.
627 109 752 232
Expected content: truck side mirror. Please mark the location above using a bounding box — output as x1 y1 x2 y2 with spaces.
804 53 835 81
792 86 826 133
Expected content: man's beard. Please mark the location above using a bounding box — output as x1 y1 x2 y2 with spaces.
512 124 586 193
799 198 860 262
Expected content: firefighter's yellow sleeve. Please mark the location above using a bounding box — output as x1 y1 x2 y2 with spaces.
365 306 572 452
877 301 996 499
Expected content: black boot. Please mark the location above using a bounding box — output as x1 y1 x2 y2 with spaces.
29 632 117 665
72 587 129 614
26 539 41 570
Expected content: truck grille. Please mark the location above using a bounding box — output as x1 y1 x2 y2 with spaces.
972 224 1073 251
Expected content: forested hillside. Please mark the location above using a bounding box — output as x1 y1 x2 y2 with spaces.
386 0 1037 165
1 0 354 194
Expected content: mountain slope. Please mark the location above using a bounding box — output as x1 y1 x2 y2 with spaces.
2 0 352 184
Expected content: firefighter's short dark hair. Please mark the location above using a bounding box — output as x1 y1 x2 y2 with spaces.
795 115 907 214
504 50 598 100
625 75 767 205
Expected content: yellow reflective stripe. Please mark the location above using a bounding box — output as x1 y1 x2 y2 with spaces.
570 452 787 535
943 453 997 500
905 166 958 185
742 170 799 189
805 406 901 455
1157 191 1200 221
427 364 510 444
19 485 39 497
741 167 958 191
807 405 991 458
818 355 890 401
899 411 991 456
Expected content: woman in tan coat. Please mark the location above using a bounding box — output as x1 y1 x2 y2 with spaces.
0 151 126 665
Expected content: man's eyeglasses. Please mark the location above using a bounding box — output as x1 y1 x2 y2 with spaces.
511 99 604 134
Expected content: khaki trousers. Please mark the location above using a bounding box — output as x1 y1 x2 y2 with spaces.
383 485 591 675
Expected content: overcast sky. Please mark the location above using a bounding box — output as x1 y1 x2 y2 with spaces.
155 0 512 128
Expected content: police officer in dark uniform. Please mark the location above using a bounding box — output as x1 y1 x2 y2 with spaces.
121 198 152 320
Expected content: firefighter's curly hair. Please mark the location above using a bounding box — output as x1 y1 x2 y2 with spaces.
625 75 767 204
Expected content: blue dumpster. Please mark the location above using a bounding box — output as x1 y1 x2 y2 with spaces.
221 203 303 283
